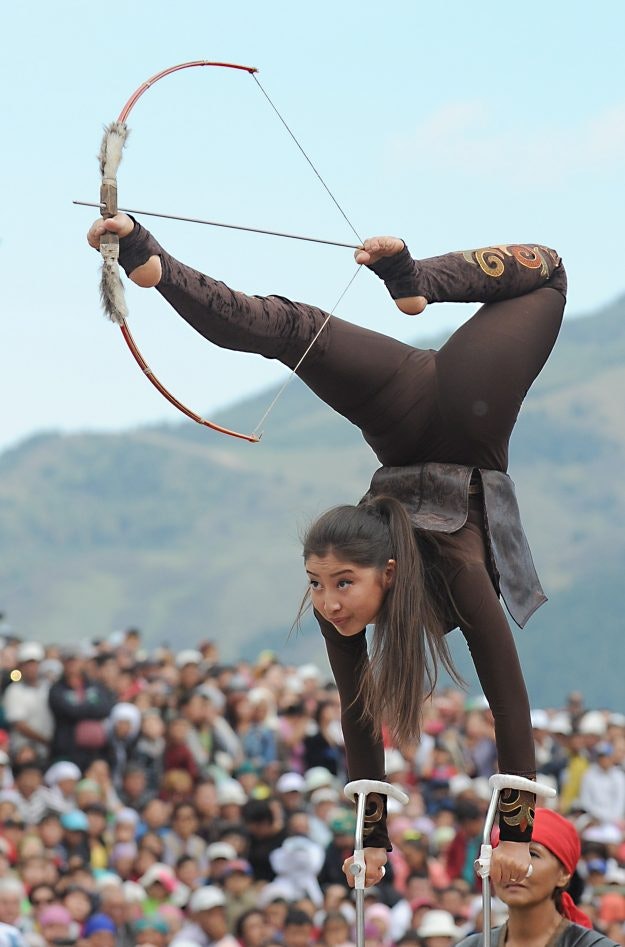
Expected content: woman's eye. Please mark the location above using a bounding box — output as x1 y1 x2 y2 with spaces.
309 580 320 590
337 579 352 589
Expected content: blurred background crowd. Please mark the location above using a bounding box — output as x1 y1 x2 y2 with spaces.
1 626 625 947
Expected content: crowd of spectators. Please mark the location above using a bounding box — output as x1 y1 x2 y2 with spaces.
1 627 625 947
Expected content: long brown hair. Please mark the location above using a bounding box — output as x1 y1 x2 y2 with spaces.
301 495 461 748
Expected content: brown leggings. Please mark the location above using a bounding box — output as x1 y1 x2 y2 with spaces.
119 226 566 817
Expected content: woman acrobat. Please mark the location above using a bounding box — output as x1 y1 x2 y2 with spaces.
87 213 567 891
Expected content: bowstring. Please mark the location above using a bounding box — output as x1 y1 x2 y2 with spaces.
249 73 363 436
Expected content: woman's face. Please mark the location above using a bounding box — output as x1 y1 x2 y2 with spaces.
305 551 395 637
495 842 570 908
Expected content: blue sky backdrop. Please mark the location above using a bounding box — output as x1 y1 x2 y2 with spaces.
1 1 623 450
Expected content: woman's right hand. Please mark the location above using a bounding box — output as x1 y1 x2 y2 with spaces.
342 846 387 888
87 212 135 249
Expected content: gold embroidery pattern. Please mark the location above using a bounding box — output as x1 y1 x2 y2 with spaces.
462 244 556 279
499 788 536 833
362 792 384 840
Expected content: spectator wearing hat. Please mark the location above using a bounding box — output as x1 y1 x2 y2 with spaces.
108 703 142 791
417 910 462 947
3 643 54 763
221 859 256 929
174 651 204 703
308 787 339 849
139 863 188 913
42 761 82 815
83 802 111 869
579 743 625 827
162 802 208 875
58 810 90 867
205 843 238 884
37 905 75 946
319 810 358 890
458 809 619 947
83 913 118 947
171 887 237 947
275 772 307 816
48 648 115 770
132 916 170 947
215 780 248 831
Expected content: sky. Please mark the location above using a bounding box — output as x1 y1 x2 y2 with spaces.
1 1 624 452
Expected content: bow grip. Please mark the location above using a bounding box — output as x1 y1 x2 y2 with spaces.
100 178 119 263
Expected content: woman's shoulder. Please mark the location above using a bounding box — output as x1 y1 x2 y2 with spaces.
455 925 619 947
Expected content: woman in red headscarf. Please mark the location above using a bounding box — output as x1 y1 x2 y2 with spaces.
458 808 619 946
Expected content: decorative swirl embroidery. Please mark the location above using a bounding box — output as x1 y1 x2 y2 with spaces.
362 792 385 840
499 788 536 833
462 244 557 279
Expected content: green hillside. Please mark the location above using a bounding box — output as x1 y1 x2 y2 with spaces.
1 296 624 709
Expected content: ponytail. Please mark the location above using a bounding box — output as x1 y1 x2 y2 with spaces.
302 496 462 748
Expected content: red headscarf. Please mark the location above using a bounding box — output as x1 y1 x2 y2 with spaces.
532 808 592 929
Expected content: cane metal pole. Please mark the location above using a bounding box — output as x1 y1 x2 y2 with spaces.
344 779 410 947
475 775 557 947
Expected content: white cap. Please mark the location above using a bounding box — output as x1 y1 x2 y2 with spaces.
304 767 335 793
189 886 226 912
115 807 140 825
121 881 146 904
216 780 247 806
176 649 203 669
17 642 45 663
206 842 237 862
448 774 473 796
384 748 406 776
530 709 549 730
276 772 306 794
45 761 81 785
416 910 462 939
549 712 572 735
310 787 340 806
579 711 607 736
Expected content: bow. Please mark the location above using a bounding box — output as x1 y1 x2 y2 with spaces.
97 60 362 442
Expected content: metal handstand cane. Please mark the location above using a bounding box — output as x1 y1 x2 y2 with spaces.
474 774 557 947
344 779 410 947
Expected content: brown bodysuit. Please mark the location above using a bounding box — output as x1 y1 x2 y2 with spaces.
118 226 567 847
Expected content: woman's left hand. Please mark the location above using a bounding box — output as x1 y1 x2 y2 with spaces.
342 846 387 888
490 840 532 885
354 236 405 266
